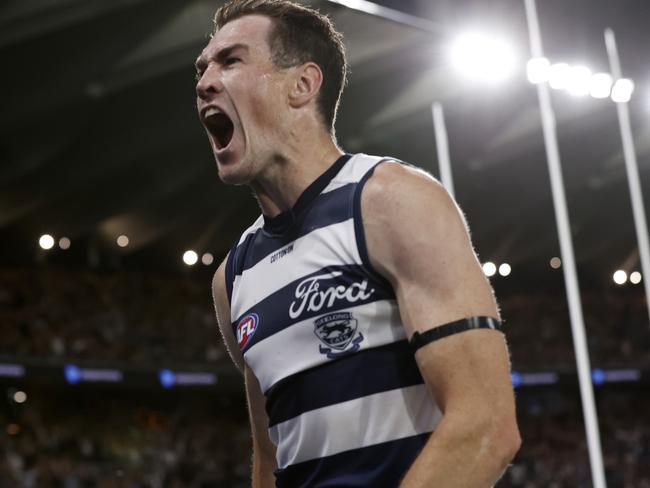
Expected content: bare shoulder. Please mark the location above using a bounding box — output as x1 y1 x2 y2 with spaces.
211 256 228 300
363 160 453 206
362 161 465 239
212 253 245 373
361 161 470 285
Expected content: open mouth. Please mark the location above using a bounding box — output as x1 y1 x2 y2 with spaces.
204 111 234 150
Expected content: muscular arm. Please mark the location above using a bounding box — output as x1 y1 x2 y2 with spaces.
212 260 278 487
361 163 521 487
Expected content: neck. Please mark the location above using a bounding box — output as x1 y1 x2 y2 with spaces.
250 130 344 218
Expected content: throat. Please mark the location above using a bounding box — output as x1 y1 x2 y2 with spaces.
254 153 352 228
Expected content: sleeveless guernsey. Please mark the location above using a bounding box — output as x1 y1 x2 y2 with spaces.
225 153 441 487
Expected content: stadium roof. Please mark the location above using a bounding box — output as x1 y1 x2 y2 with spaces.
1 0 649 282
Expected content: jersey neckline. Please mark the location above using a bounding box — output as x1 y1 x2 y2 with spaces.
262 153 353 235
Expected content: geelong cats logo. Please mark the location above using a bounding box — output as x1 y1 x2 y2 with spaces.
314 312 364 359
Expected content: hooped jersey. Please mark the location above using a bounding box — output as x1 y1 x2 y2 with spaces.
225 153 440 487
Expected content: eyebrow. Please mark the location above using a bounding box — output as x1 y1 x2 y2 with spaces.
195 43 250 70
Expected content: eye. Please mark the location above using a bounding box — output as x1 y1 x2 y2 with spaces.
224 57 240 66
194 68 205 82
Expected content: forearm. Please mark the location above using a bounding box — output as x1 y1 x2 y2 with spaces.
399 417 519 488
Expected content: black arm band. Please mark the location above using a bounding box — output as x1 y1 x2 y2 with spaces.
409 316 503 352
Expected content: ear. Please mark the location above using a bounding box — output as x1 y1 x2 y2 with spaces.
288 62 323 109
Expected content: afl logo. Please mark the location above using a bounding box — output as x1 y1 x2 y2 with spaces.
237 313 259 350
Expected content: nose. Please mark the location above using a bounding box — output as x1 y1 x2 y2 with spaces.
195 64 224 100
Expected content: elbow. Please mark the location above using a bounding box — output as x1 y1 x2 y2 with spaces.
447 411 522 465
468 414 520 471
492 418 521 467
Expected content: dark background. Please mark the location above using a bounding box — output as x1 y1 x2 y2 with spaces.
1 0 649 486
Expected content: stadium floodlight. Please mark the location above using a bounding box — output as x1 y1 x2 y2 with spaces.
589 73 613 99
39 234 55 250
527 57 551 84
498 263 512 276
533 59 631 103
58 237 71 250
201 253 214 266
611 78 634 103
630 271 642 284
548 63 571 90
450 32 517 83
116 235 129 248
566 65 592 96
549 257 562 269
613 269 628 285
13 391 27 404
183 250 198 266
482 261 497 277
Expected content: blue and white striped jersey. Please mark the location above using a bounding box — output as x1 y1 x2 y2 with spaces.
225 153 441 487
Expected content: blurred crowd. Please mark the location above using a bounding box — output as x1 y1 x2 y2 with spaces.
503 289 650 368
1 266 648 368
0 268 224 366
1 385 648 487
502 389 650 488
0 388 251 488
1 266 650 486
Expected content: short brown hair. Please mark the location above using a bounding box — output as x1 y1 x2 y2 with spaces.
214 0 348 133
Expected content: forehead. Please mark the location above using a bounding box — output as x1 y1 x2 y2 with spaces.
204 14 274 57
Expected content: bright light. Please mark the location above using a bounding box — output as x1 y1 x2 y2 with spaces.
116 235 129 248
13 391 27 404
589 73 613 99
482 262 497 277
548 63 571 90
450 32 517 83
611 78 634 103
527 57 551 84
550 257 562 269
630 271 642 284
58 237 71 250
201 253 214 266
613 270 628 285
566 65 592 96
498 263 512 276
39 234 55 250
183 250 198 266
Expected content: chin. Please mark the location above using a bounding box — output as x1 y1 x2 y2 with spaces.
218 171 250 186
216 157 253 186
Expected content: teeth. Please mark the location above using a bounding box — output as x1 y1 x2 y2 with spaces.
204 107 221 118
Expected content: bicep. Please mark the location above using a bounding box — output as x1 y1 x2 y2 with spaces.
364 162 498 331
362 163 513 415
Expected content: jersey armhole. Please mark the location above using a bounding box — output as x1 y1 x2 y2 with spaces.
224 239 239 306
352 159 396 291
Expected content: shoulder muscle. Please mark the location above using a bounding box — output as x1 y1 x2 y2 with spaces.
361 161 499 336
